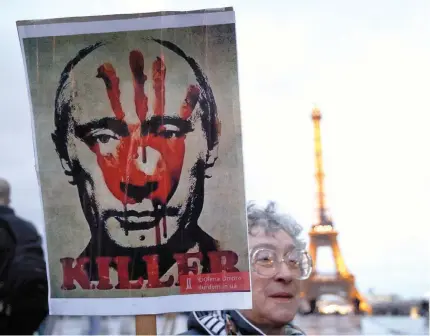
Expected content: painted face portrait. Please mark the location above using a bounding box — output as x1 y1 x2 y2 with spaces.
19 10 251 312
52 38 220 279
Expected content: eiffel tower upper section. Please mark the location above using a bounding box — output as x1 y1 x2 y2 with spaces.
311 106 334 230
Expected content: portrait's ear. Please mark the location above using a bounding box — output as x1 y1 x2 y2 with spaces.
60 158 73 175
204 146 218 179
204 118 221 179
52 132 74 184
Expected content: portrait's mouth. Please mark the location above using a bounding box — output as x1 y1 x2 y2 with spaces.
114 209 161 231
110 206 180 233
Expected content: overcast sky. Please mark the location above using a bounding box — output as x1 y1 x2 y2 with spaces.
2 0 429 299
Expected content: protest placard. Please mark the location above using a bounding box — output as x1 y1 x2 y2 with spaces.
17 7 251 316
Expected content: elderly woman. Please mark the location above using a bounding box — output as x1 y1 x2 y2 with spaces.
180 201 312 335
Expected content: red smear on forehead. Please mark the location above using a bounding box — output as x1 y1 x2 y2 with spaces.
180 85 200 120
96 63 125 120
129 50 148 122
152 56 166 117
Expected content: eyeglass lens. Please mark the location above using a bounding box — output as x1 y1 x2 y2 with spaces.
252 248 312 279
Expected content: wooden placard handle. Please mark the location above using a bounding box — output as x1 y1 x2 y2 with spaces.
136 315 157 335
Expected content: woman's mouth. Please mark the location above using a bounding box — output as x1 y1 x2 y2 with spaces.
269 292 295 302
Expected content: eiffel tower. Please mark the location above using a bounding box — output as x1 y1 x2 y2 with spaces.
301 107 371 314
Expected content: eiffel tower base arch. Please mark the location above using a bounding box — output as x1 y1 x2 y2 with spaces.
300 228 372 314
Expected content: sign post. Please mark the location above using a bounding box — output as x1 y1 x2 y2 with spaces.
135 315 156 335
17 7 250 332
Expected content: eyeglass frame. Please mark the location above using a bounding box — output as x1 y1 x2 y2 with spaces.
250 246 313 280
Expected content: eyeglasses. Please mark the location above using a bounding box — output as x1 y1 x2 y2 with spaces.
250 247 313 280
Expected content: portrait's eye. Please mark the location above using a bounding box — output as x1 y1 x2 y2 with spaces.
157 124 182 139
96 134 115 144
91 130 119 144
85 130 120 155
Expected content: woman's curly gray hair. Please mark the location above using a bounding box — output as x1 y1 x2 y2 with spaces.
247 201 306 250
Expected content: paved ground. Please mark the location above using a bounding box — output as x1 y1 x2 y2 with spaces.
42 314 429 335
45 316 135 335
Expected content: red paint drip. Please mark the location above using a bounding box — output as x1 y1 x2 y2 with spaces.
162 216 167 238
123 202 129 236
129 50 148 122
155 221 161 245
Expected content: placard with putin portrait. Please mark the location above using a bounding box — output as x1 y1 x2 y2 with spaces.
17 8 251 315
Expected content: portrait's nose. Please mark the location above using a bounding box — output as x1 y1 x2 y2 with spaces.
120 180 158 203
133 144 161 175
119 142 163 203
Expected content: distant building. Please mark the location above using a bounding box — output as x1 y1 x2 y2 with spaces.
367 291 401 303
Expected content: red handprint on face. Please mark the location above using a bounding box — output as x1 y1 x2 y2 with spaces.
84 50 200 209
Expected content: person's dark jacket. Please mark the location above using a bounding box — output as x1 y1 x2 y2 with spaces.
0 205 48 335
179 310 306 335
